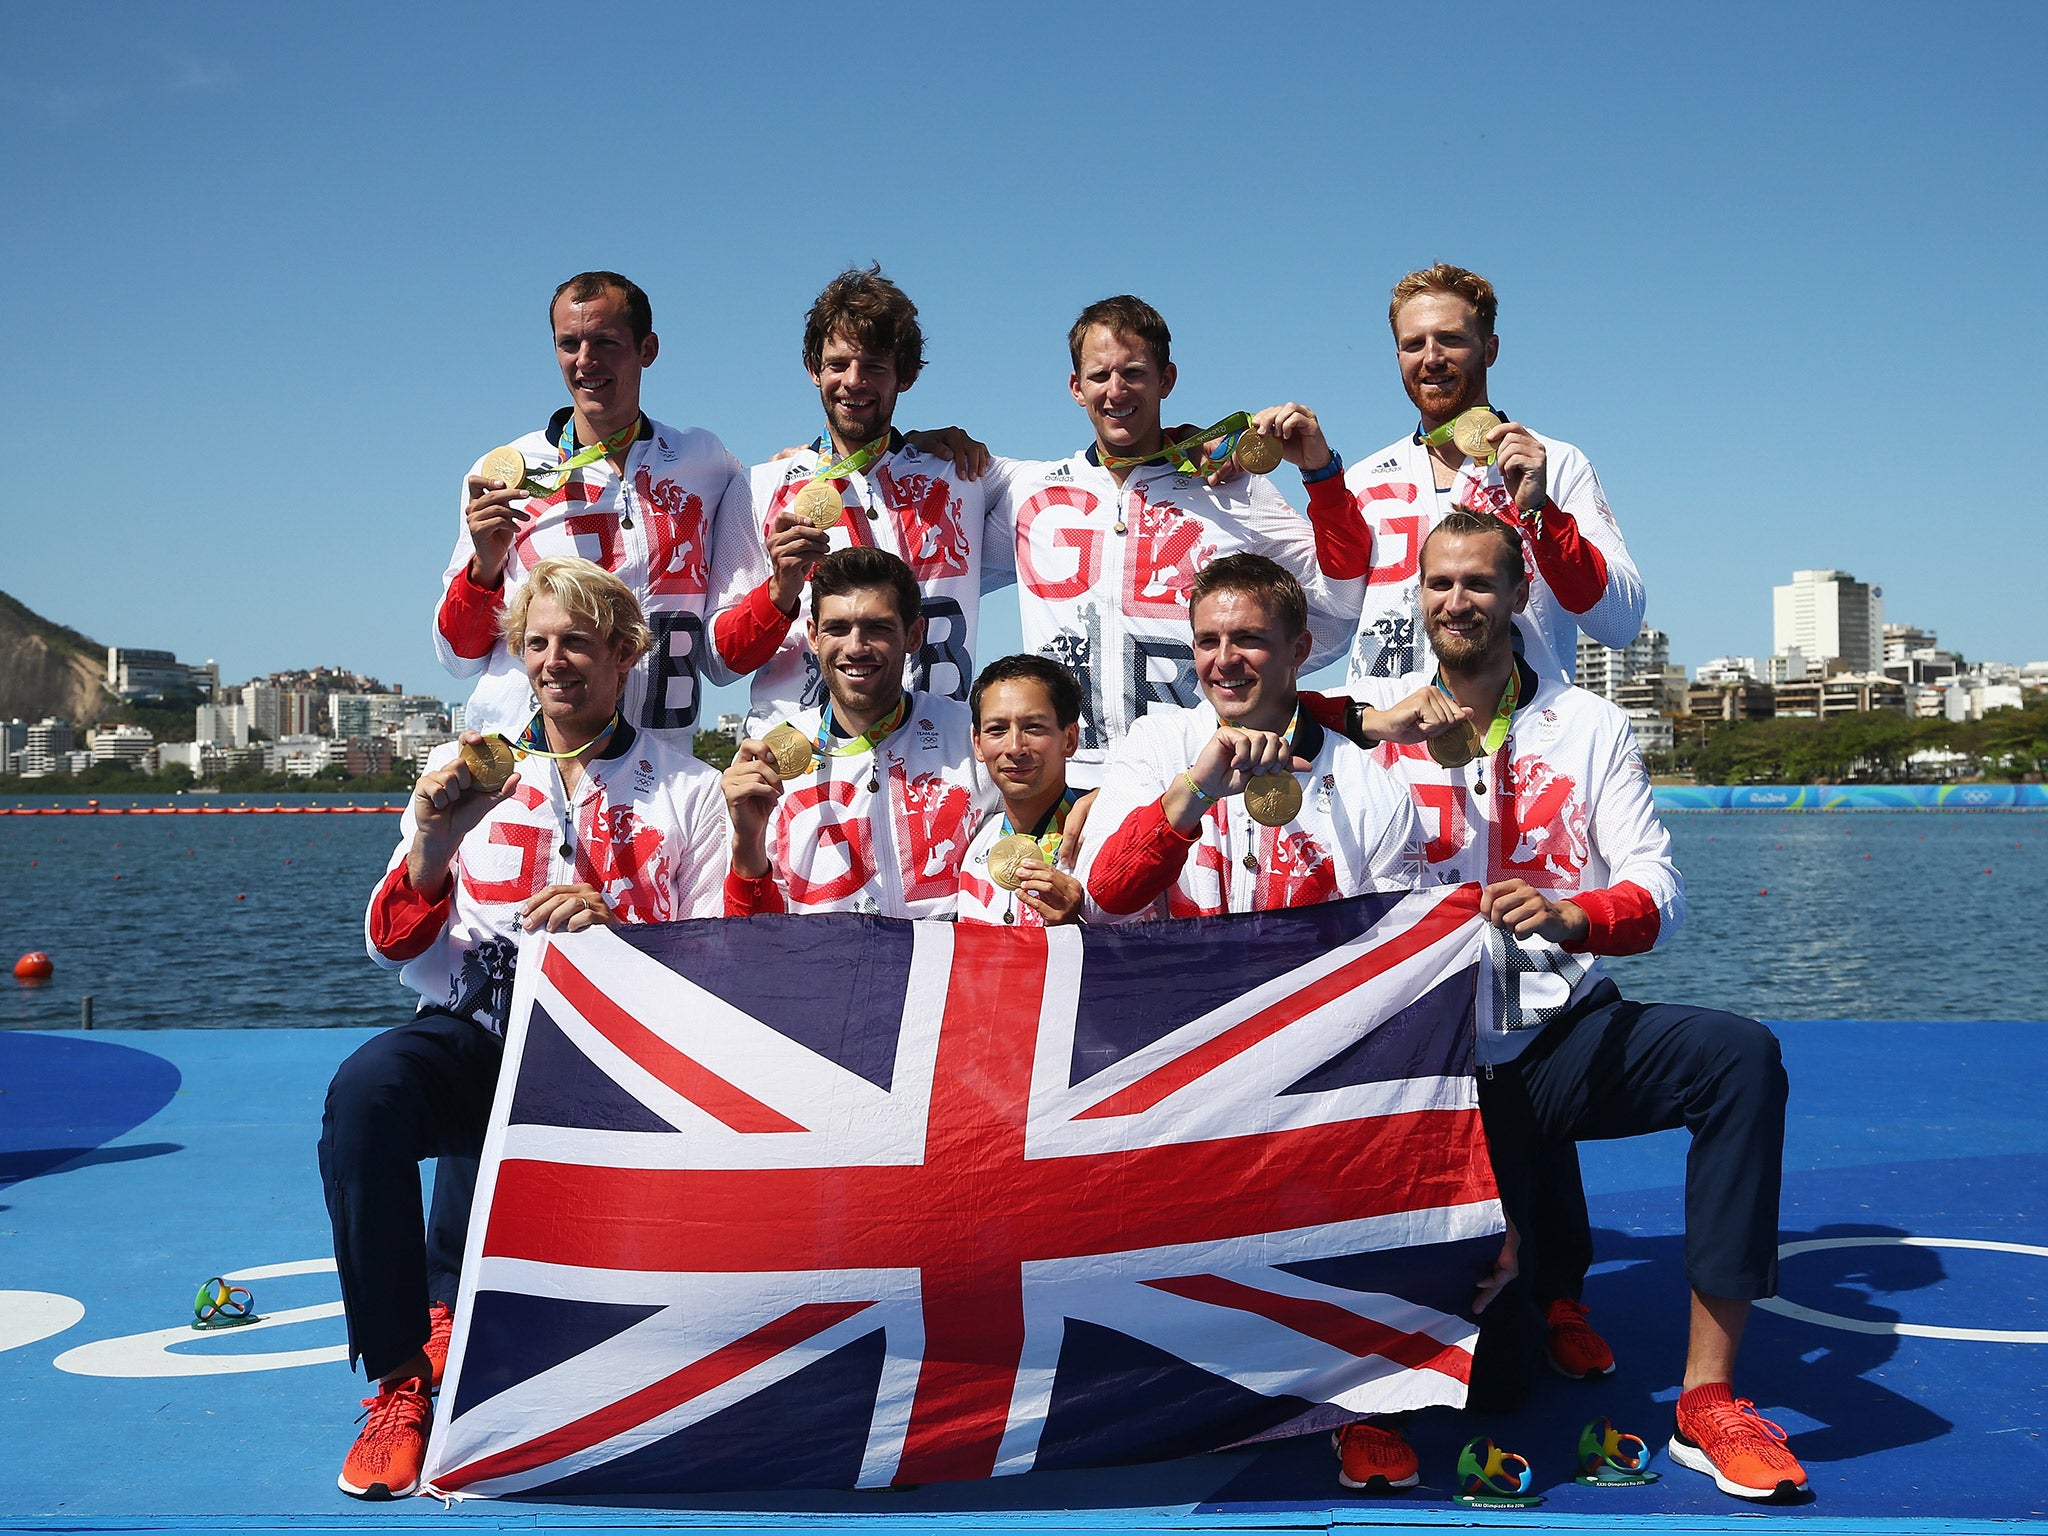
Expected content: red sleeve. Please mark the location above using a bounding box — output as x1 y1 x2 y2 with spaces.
368 863 453 962
724 867 786 916
714 582 799 677
1516 498 1608 614
438 564 505 660
1296 689 1348 734
1304 476 1371 581
1086 798 1198 916
1565 880 1660 955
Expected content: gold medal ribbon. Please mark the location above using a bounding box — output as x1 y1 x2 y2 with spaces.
1002 788 1078 865
513 711 622 761
1099 412 1260 474
508 416 642 494
803 430 894 490
1215 703 1304 757
812 694 910 762
1421 405 1504 466
1434 670 1520 756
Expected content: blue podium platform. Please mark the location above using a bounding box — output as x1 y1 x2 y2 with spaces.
2 1022 2043 1534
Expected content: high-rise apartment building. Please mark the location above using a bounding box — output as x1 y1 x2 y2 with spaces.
1883 624 1937 664
194 702 251 749
1574 626 1670 703
23 718 75 777
1772 569 1883 674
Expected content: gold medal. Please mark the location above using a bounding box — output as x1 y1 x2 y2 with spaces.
762 723 817 781
457 734 518 795
792 479 845 530
1427 719 1485 769
1450 407 1505 461
1232 429 1283 476
987 832 1044 892
479 445 529 490
1243 771 1303 827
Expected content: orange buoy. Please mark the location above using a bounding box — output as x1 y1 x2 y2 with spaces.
13 952 54 980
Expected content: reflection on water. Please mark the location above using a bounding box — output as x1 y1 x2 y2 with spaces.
4 800 2044 1029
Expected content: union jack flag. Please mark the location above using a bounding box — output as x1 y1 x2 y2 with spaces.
421 885 1500 1496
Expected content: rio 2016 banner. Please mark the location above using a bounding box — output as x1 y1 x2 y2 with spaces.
1655 784 2048 811
420 888 1500 1497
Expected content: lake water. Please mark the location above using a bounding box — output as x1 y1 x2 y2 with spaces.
4 797 2045 1030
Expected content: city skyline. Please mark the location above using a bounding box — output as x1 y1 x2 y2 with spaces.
20 546 2038 725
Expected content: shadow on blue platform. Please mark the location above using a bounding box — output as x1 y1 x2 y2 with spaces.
1195 1214 1948 1516
0 1032 181 1199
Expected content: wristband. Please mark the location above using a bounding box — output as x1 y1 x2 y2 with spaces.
1182 771 1215 804
1344 699 1377 746
1300 451 1344 486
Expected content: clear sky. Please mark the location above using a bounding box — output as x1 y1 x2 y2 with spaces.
7 1 2043 716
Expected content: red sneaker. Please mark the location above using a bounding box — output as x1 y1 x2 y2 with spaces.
1669 1382 1809 1500
423 1301 455 1391
338 1376 430 1500
1333 1419 1420 1491
1545 1296 1616 1378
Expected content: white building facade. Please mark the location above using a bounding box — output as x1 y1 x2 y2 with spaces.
1773 569 1883 675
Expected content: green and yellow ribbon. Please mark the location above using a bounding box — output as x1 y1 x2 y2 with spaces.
1435 670 1520 756
514 712 622 761
812 694 910 761
508 416 642 494
1099 412 1261 474
1001 787 1079 865
804 429 894 489
1421 407 1500 467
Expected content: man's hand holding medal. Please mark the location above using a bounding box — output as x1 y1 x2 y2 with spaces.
1165 724 1314 836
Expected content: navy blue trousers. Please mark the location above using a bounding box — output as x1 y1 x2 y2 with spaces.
317 1010 501 1381
1469 980 1788 1407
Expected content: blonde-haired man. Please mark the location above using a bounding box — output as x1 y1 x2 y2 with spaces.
322 556 728 1500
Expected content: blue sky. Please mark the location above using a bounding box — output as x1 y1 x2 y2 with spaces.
6 1 2043 716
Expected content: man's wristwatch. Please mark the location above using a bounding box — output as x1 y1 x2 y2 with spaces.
1342 699 1378 747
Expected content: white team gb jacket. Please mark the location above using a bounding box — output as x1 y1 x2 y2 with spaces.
434 411 754 746
1338 429 1642 686
761 691 997 919
729 440 1014 735
1076 704 1426 920
1351 670 1684 1065
983 452 1363 788
364 726 729 1035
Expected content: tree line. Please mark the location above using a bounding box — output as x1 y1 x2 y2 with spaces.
1668 700 2048 785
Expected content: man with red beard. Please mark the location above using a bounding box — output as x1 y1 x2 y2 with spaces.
1252 264 1642 688
435 272 753 751
1332 512 1802 1504
1263 264 1642 1381
712 266 1011 735
722 547 994 918
1077 554 1425 919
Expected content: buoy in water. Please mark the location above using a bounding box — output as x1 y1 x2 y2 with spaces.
14 952 54 980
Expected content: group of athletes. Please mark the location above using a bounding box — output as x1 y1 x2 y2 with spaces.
315 264 1804 1507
